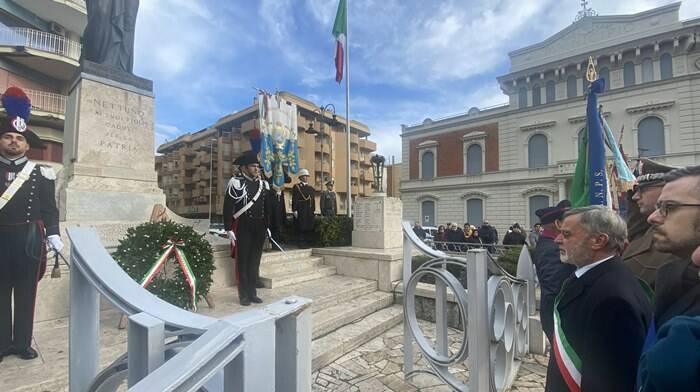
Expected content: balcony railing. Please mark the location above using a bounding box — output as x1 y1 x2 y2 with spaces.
0 27 81 61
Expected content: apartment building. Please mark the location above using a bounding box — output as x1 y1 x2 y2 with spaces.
401 3 700 233
156 91 378 220
0 0 86 168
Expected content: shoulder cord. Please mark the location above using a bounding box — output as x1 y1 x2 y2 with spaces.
295 184 312 202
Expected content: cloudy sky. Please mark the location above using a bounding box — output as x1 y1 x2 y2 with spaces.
134 0 700 162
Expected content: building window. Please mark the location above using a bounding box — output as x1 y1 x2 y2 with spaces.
546 80 555 103
528 134 548 168
466 144 483 175
623 61 636 87
638 116 665 157
599 67 610 90
642 58 653 83
529 195 550 227
421 200 435 227
660 53 673 80
466 198 483 226
532 84 541 106
518 87 527 108
421 150 435 180
567 75 577 98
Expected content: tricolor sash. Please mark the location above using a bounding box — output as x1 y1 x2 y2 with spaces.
0 161 35 211
140 239 198 311
553 280 582 392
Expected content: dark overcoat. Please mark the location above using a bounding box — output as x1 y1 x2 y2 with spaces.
292 182 315 232
545 257 652 392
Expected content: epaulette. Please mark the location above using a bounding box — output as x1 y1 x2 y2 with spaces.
227 176 242 190
262 180 270 190
39 165 56 180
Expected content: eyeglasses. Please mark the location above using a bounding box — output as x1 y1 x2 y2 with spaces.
654 201 700 217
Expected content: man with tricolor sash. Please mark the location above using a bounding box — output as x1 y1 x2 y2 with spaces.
545 206 652 392
223 150 270 306
0 87 62 362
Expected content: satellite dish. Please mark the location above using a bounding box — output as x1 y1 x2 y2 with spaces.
468 107 480 116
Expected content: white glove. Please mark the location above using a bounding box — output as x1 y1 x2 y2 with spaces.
227 230 236 246
48 235 64 252
293 211 298 218
266 228 272 239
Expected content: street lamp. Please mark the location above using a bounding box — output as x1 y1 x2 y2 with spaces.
306 104 339 186
370 154 386 193
208 137 217 223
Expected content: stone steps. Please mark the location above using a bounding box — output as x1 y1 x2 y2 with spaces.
312 291 395 340
311 305 404 372
259 256 325 275
259 265 337 289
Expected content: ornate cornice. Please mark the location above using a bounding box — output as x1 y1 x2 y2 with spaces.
521 186 557 197
416 194 440 202
417 140 438 148
462 131 487 142
568 111 611 124
520 121 556 132
461 191 489 199
626 101 675 114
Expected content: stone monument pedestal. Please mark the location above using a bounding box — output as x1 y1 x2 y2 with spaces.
36 63 175 323
59 61 165 222
351 195 402 249
315 195 404 292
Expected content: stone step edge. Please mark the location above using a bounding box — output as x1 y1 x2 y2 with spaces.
260 265 337 289
259 258 325 276
311 305 404 372
312 291 395 340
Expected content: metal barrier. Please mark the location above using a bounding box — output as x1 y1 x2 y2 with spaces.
67 227 312 392
0 26 81 61
402 221 535 391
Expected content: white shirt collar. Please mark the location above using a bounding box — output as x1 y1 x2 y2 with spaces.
575 254 615 278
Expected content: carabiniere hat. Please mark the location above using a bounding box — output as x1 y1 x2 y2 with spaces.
536 200 572 225
635 158 678 190
325 178 335 186
0 87 43 149
233 150 259 166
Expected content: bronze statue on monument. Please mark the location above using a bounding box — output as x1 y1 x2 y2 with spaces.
82 0 140 74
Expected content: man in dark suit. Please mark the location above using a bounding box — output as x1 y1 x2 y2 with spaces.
647 165 700 328
292 169 315 248
546 206 652 392
532 200 575 342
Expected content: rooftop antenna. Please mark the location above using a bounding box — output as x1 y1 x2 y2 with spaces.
575 0 597 22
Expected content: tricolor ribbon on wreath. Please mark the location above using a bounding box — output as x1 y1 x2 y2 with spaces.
140 239 198 311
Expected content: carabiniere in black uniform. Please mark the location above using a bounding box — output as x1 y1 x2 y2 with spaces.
223 151 270 306
0 86 61 361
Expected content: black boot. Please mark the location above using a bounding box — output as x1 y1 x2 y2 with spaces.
240 297 251 306
15 346 38 360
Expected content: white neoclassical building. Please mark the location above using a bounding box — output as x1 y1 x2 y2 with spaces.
400 3 700 233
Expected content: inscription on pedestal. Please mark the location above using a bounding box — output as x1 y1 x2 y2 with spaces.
74 78 155 171
354 198 383 231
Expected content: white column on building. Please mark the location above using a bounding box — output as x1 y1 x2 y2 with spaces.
558 179 567 202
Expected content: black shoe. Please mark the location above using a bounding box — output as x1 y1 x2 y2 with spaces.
240 297 251 306
256 280 265 289
16 347 38 360
250 296 263 304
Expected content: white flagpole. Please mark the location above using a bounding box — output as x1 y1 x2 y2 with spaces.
345 0 352 217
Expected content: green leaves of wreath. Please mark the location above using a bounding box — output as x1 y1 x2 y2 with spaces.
113 221 215 310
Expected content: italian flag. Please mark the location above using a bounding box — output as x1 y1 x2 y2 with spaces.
332 0 347 83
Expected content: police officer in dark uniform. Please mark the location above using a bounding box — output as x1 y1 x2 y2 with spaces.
223 151 270 306
320 179 337 217
0 87 62 361
292 169 315 248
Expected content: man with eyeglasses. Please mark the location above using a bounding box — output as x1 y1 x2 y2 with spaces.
647 165 700 328
623 158 681 288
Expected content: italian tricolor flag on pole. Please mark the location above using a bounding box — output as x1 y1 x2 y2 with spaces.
332 0 347 83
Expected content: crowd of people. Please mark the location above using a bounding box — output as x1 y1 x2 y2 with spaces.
531 159 700 391
413 219 538 252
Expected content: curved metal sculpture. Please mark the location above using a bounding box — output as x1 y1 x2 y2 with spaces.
402 221 532 391
67 227 312 392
